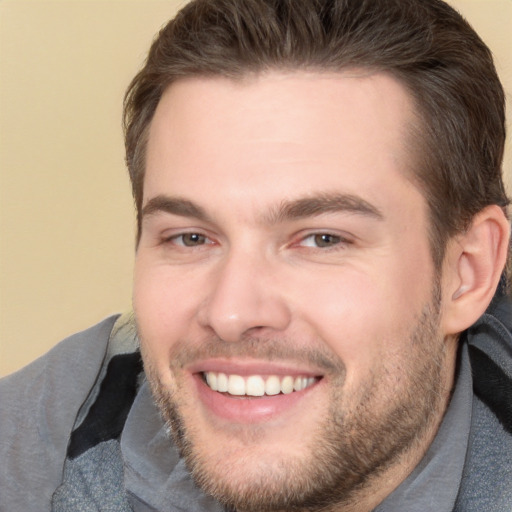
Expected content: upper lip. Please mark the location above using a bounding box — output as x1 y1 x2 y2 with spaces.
186 358 324 378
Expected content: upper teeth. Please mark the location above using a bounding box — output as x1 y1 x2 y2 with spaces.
204 372 317 397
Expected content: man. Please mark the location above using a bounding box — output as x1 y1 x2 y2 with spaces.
1 0 511 510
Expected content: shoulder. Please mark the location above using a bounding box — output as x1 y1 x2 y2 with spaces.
458 290 512 510
467 291 512 432
0 315 119 511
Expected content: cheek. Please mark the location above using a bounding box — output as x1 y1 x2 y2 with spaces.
290 260 433 379
293 273 385 377
133 258 202 360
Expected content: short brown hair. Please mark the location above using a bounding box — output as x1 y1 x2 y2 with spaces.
124 0 509 266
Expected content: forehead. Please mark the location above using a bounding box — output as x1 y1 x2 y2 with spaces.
144 70 421 217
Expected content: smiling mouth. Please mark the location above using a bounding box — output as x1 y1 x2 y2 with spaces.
202 371 320 397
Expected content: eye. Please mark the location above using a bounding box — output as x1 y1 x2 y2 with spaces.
168 232 211 247
300 233 345 248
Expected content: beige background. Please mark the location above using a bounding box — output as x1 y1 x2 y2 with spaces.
1 0 511 377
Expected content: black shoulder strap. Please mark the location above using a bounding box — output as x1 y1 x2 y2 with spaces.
469 343 512 434
67 351 143 459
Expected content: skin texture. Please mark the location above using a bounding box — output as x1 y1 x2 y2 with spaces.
134 71 459 511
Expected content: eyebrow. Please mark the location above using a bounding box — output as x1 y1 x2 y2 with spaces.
141 192 383 225
142 195 212 223
265 193 384 223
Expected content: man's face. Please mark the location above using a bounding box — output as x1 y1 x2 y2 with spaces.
134 71 455 511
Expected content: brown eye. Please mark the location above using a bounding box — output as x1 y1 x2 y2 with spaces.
180 233 207 246
313 234 342 247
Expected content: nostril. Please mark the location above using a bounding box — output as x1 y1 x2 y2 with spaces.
199 274 292 341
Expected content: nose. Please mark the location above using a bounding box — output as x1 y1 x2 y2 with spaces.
200 250 291 342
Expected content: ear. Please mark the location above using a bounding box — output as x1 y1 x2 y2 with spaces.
442 205 510 335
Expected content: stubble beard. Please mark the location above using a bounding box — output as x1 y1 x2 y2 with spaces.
142 290 449 512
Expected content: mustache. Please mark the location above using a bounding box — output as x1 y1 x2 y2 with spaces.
154 331 346 375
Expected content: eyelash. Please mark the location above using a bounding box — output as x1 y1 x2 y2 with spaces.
162 232 214 247
297 232 351 249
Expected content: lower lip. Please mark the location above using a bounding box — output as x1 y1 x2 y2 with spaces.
193 374 320 424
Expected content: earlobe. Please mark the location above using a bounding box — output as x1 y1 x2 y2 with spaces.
442 205 510 335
